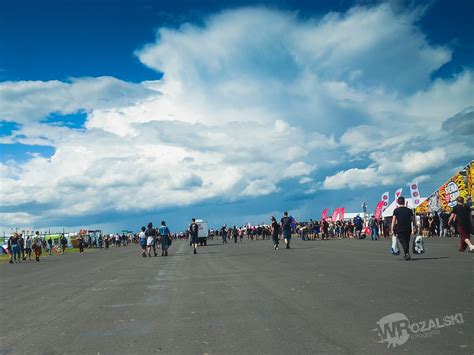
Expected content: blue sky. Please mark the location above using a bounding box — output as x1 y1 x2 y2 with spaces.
0 0 473 232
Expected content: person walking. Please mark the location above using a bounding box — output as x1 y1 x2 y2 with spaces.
138 227 147 257
7 234 14 264
145 223 156 257
189 218 199 254
271 216 280 250
449 196 474 252
60 234 68 254
32 231 42 261
10 233 21 263
353 215 363 239
159 221 172 256
391 196 414 261
25 235 32 261
221 225 228 243
281 212 292 249
18 234 25 261
47 237 53 255
77 234 85 254
232 226 238 243
369 215 378 240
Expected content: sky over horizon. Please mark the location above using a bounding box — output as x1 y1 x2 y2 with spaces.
0 0 473 233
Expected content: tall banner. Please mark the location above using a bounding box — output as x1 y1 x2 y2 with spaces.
410 182 421 207
331 208 340 221
381 191 390 211
374 201 384 220
338 207 345 221
321 208 328 220
394 188 403 201
416 161 472 214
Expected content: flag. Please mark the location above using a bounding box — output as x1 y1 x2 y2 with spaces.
321 208 328 220
374 201 384 220
381 191 390 211
331 208 340 221
410 182 421 207
394 188 403 201
338 207 345 221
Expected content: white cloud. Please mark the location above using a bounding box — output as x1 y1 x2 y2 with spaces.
0 76 157 124
0 4 472 228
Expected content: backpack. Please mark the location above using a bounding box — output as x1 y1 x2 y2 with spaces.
190 223 199 235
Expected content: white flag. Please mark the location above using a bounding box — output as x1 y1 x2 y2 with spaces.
410 182 421 207
394 188 403 201
381 191 390 211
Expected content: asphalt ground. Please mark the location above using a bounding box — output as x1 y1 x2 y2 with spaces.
0 237 472 355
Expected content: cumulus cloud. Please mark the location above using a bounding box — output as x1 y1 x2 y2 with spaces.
0 4 473 228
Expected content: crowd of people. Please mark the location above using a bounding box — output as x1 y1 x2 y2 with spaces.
3 196 472 264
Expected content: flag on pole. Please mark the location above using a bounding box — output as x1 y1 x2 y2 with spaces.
331 208 340 221
381 191 390 211
374 201 384 220
394 188 403 201
321 208 328 220
410 182 421 207
338 207 345 221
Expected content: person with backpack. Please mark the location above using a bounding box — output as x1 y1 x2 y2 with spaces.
189 218 199 254
159 221 172 256
281 211 292 249
271 216 280 250
353 215 363 239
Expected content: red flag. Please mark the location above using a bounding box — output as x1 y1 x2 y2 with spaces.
331 208 340 221
374 201 384 220
321 208 328 220
338 207 345 221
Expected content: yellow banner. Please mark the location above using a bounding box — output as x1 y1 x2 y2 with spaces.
416 161 472 214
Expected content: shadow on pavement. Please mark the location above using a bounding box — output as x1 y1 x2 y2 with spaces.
411 256 450 261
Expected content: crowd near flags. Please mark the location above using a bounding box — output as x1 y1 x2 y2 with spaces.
394 188 403 201
381 191 390 211
410 182 421 207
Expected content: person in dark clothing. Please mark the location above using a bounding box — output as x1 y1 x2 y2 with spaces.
449 197 474 252
221 225 228 244
322 219 329 240
440 211 450 237
271 216 280 250
77 235 85 254
391 196 414 260
281 212 292 249
232 226 238 243
433 212 440 236
189 218 199 254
